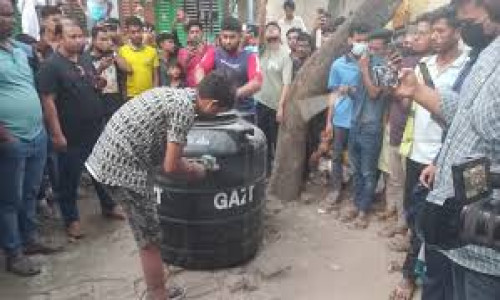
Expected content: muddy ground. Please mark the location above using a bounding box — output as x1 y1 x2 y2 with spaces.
0 182 420 300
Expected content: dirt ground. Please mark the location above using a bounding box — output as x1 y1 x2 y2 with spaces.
0 182 421 300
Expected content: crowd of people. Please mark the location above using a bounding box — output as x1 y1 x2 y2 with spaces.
1 0 500 299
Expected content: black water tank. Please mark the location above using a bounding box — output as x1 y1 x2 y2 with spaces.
152 112 267 269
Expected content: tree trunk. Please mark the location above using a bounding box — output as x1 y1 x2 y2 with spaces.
268 0 403 202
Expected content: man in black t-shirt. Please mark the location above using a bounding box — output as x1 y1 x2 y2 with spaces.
38 20 125 240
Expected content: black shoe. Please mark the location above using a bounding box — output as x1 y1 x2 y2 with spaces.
6 253 41 277
24 242 64 255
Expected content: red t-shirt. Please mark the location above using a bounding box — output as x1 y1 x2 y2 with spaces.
178 44 214 87
198 47 263 84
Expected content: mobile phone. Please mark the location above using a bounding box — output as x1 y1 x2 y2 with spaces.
418 62 435 89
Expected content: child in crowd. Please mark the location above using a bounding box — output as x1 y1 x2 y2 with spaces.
166 63 186 88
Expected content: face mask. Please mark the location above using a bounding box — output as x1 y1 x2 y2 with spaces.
351 42 368 57
461 21 495 50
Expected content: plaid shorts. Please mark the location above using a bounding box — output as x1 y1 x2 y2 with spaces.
104 185 161 249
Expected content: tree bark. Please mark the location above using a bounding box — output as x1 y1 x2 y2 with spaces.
268 0 403 202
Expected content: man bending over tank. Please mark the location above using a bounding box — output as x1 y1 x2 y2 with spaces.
85 72 236 300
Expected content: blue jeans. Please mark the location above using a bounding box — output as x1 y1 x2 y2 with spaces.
349 125 382 213
451 262 500 300
0 129 47 255
331 127 349 191
55 142 116 226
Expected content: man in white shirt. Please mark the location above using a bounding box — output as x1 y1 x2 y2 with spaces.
278 0 306 49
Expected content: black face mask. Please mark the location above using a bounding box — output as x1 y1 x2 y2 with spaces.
461 21 496 50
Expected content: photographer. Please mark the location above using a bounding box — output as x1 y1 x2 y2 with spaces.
394 0 500 298
83 25 131 121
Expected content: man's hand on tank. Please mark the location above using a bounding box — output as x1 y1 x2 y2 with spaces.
188 162 207 181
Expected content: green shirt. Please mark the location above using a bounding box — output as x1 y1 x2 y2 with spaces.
254 45 292 111
0 41 43 140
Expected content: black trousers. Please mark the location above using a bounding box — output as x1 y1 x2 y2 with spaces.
256 103 278 174
402 158 427 280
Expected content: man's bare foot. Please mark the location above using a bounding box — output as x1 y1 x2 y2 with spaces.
387 235 410 253
104 205 127 220
66 221 85 240
378 224 408 238
340 207 358 223
347 213 369 229
376 209 396 221
389 278 415 300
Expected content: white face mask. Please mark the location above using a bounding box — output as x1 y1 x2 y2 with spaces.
351 42 368 57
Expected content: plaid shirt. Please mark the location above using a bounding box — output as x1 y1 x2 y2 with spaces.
429 37 500 276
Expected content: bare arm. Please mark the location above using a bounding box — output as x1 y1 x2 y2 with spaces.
395 69 443 118
360 62 382 100
163 142 204 180
325 90 342 129
153 67 160 87
276 84 291 123
41 94 67 150
115 55 132 74
0 124 14 143
236 79 262 99
412 83 442 117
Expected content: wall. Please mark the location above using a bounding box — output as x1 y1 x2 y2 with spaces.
266 0 329 31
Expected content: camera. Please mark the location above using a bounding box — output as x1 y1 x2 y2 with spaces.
372 65 399 87
418 156 500 251
454 157 500 250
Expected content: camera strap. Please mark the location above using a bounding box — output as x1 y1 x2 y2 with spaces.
418 62 435 89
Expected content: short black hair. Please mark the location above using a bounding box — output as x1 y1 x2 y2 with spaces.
198 71 236 109
55 18 80 36
348 23 371 37
266 21 281 33
284 0 296 10
415 12 434 25
156 32 175 46
40 5 61 20
104 18 120 31
368 28 393 44
125 16 143 28
221 17 242 33
185 20 203 32
286 27 302 37
430 5 460 28
91 25 108 39
297 31 313 45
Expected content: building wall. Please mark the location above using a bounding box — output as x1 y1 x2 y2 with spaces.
265 0 451 31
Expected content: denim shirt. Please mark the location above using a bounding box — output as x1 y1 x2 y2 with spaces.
351 55 388 132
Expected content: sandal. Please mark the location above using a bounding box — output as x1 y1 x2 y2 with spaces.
347 215 369 230
340 208 358 223
387 235 410 253
389 278 416 300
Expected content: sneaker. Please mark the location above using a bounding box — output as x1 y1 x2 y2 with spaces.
6 253 41 277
